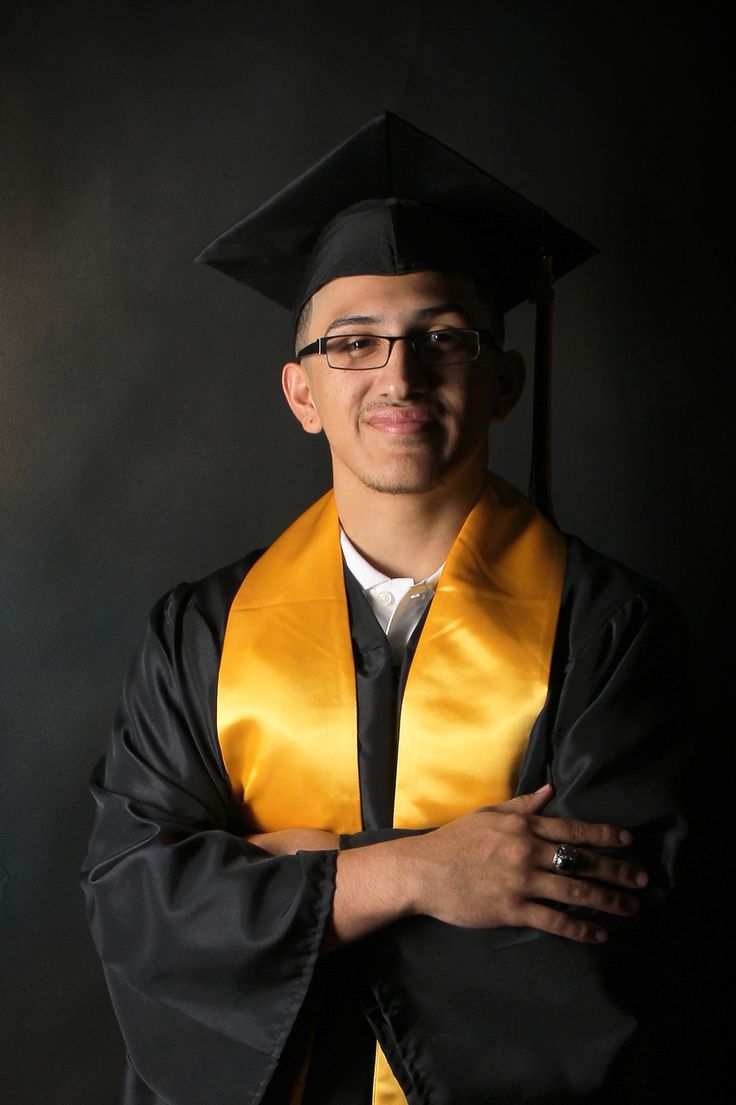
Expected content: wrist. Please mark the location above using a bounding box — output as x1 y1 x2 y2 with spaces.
330 835 425 944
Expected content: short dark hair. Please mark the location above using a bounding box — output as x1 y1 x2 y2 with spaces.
294 297 312 355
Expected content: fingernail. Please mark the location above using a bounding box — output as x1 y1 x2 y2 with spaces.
594 929 608 942
534 783 552 793
618 829 633 845
635 871 649 888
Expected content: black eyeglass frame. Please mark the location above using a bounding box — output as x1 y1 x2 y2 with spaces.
296 328 498 369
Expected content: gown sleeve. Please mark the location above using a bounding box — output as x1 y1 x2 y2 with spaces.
356 537 688 1105
81 565 337 1105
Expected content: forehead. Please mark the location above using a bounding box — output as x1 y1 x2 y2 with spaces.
308 270 491 333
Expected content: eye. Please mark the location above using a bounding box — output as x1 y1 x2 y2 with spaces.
426 330 458 345
328 334 383 358
418 329 466 354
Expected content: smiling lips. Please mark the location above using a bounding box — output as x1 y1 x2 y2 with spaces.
362 404 439 435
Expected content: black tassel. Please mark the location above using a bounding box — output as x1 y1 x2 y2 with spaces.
528 253 556 524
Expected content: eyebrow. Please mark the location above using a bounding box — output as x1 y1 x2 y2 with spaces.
325 314 383 334
324 302 475 335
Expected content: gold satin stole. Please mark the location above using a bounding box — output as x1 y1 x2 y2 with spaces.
217 475 566 1104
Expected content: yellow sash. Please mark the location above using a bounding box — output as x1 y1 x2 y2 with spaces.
217 474 566 1103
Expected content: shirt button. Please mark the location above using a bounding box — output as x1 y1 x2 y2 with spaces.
377 591 394 606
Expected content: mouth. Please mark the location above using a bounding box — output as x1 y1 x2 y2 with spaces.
361 404 440 436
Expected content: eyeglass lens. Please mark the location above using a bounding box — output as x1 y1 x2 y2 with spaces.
325 330 480 369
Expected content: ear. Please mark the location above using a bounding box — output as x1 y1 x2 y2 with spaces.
490 349 526 422
282 361 323 434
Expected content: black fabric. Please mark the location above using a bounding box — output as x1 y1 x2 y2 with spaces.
339 827 430 850
195 112 597 321
343 562 435 832
358 537 688 1104
344 567 398 831
82 552 338 1105
82 534 687 1105
298 951 377 1105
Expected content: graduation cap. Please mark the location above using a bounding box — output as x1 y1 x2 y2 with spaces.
196 112 597 520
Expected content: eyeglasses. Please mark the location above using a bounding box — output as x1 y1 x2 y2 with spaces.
296 328 497 370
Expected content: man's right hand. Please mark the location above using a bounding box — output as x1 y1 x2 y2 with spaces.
330 784 648 947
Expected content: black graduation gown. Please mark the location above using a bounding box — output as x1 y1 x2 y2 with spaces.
81 536 687 1105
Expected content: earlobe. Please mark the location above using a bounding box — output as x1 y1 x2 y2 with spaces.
282 361 323 434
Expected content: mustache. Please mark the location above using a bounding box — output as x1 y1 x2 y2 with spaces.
359 400 444 420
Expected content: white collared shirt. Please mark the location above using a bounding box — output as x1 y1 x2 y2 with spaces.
340 531 443 664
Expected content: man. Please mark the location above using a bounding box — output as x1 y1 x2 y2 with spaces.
83 114 686 1105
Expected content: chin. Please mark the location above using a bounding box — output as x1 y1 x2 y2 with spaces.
336 439 482 498
358 460 446 496
362 477 438 495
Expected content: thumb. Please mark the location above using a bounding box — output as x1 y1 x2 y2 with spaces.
495 782 553 815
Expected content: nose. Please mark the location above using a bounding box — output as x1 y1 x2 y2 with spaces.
377 336 430 396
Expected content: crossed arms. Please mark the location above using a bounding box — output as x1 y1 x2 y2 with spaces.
247 784 648 947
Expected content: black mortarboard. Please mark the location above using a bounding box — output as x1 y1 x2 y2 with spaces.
196 112 597 518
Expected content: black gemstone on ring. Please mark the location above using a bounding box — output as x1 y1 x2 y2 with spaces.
552 844 582 875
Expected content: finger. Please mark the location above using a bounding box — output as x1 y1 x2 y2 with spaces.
534 872 641 918
522 902 609 944
494 783 554 817
531 815 633 849
548 843 587 877
594 854 649 888
544 844 648 888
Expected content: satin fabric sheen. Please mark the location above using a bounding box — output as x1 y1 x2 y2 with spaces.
82 493 687 1105
216 476 566 1104
217 475 566 834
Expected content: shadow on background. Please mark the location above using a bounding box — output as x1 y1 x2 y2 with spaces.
1 3 727 1102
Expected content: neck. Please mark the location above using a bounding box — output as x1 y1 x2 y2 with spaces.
334 465 488 580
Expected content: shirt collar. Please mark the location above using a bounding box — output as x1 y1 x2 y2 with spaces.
339 529 443 591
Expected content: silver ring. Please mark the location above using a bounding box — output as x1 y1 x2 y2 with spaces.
551 844 583 875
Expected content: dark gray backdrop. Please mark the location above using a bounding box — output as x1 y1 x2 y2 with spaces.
1 3 727 1103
